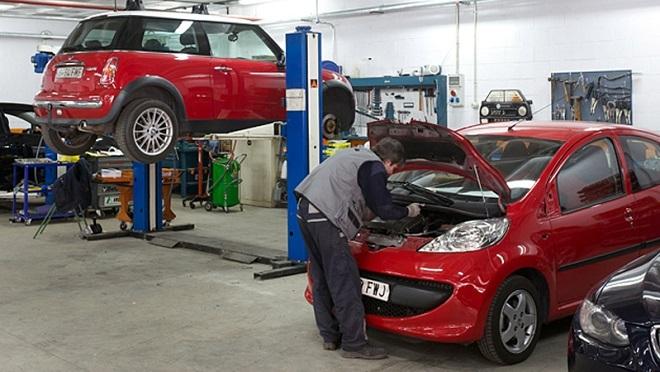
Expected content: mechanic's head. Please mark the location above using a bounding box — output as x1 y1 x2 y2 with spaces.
372 137 406 175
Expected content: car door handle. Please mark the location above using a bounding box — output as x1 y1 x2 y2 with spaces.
214 66 232 72
624 208 634 224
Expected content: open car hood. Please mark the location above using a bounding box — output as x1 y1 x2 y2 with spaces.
368 120 511 204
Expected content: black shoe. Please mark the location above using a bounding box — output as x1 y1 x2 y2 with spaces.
340 344 387 360
323 341 339 351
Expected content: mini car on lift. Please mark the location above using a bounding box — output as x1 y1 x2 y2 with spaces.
480 89 533 123
34 10 355 163
305 120 660 364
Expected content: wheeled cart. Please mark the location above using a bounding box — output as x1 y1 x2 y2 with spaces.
203 154 246 213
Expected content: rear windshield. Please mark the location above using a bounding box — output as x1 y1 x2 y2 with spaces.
467 135 564 200
61 17 128 52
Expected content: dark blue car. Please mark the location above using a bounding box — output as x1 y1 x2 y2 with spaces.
568 251 660 371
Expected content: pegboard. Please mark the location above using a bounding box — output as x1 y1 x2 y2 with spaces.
549 70 632 125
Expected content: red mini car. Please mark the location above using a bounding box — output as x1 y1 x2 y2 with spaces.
34 11 354 163
305 120 660 364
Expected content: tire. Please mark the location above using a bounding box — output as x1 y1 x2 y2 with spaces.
114 98 178 163
41 127 97 155
477 275 542 365
323 89 353 136
204 201 213 212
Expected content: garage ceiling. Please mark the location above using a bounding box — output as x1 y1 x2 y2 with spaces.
0 0 252 20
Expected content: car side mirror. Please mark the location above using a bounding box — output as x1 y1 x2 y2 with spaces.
277 53 286 67
528 100 533 105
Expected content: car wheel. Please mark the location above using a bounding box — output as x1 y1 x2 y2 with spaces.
323 89 353 137
477 275 541 365
114 98 178 163
41 127 97 155
322 114 338 139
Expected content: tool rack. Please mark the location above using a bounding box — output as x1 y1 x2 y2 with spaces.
549 70 633 124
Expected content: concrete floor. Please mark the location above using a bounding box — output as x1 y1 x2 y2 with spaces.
0 199 570 371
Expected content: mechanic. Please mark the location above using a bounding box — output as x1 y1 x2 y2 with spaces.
295 137 422 360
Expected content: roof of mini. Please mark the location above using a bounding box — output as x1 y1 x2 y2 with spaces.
84 10 257 25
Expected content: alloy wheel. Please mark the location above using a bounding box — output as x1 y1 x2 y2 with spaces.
132 107 174 156
498 289 537 354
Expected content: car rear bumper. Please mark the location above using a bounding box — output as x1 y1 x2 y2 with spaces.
34 99 103 110
33 89 120 127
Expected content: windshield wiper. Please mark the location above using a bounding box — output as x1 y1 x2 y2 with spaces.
388 181 453 207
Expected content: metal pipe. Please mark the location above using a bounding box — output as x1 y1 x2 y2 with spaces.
261 0 477 25
472 0 478 108
0 0 116 11
0 31 67 39
455 0 460 74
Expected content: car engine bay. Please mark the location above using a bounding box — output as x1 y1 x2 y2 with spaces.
363 208 474 248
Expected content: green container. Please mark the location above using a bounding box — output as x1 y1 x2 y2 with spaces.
210 156 241 210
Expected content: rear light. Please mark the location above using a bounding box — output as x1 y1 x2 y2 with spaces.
99 57 118 86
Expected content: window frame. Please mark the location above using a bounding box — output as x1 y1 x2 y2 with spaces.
556 137 626 215
198 21 283 62
60 16 129 53
620 135 660 192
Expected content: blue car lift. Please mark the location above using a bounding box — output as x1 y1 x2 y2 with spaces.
253 26 322 279
84 161 194 241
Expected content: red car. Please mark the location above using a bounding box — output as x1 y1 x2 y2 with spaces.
34 11 354 163
305 120 660 364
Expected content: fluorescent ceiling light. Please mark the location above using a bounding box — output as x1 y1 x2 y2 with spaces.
239 0 272 5
0 4 16 10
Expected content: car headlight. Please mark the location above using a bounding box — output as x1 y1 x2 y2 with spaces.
578 299 629 346
418 217 509 253
480 106 490 116
518 106 528 116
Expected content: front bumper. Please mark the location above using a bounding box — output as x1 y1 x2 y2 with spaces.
352 241 495 343
568 316 660 371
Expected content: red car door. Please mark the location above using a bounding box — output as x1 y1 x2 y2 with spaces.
548 137 639 307
201 21 285 124
618 134 660 257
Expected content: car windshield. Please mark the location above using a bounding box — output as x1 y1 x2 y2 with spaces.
61 17 127 52
389 135 563 203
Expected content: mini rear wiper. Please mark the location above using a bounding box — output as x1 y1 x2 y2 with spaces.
388 181 454 207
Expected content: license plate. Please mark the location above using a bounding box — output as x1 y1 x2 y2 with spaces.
103 196 120 206
55 66 84 79
360 277 390 301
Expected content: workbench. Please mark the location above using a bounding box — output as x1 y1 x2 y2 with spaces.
95 168 180 231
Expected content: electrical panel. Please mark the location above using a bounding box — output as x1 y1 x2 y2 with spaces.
447 74 464 107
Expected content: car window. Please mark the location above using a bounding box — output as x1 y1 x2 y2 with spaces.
201 22 278 61
557 138 624 213
61 17 127 52
139 19 203 54
505 90 523 102
621 136 660 192
485 90 504 103
467 135 563 201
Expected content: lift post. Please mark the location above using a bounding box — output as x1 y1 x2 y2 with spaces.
285 26 322 263
131 162 163 233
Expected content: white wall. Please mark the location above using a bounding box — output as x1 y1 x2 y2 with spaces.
0 17 76 104
236 0 660 132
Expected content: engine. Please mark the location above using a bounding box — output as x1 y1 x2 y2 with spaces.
363 209 468 248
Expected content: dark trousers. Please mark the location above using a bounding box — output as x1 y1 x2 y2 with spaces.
297 198 366 351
